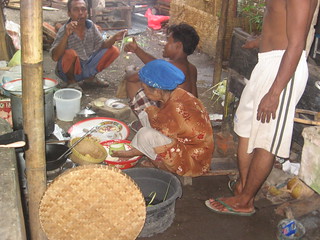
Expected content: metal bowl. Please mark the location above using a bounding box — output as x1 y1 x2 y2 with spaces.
77 106 96 117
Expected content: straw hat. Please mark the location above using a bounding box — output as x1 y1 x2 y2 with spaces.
39 165 146 240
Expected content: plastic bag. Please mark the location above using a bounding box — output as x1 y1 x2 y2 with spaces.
5 20 21 50
144 8 170 30
0 65 22 96
7 50 21 67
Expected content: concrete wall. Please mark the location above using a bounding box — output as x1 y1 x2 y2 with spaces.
300 126 320 194
0 119 27 240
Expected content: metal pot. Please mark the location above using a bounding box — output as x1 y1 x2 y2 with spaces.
3 78 58 137
45 144 69 171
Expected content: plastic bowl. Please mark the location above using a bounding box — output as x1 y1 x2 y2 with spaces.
101 140 142 169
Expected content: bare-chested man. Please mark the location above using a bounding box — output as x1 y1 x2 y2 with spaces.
123 23 199 115
205 0 317 216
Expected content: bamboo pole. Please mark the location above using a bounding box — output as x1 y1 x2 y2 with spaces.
0 6 10 61
21 1 47 239
213 0 229 86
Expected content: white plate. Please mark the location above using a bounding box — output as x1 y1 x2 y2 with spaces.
68 117 130 142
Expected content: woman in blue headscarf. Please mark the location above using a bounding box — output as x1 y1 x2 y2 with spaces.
112 59 214 177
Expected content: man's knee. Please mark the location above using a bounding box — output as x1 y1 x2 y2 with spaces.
59 49 80 76
101 46 120 62
61 49 79 71
109 45 120 58
96 46 120 72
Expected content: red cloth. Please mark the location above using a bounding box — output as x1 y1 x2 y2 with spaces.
144 8 170 30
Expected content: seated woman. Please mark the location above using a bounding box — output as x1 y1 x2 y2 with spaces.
112 59 214 177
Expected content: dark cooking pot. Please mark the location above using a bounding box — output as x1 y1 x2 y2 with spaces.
45 144 69 171
24 144 69 171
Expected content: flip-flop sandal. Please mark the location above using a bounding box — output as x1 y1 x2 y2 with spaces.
228 179 237 195
205 198 255 216
94 78 109 87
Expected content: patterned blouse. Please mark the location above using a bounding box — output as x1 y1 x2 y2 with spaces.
145 88 214 176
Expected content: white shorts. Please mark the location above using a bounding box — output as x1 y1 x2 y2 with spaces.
234 50 308 158
131 111 172 160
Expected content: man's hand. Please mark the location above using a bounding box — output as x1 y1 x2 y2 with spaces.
113 29 127 41
256 92 280 123
124 37 138 53
65 20 79 36
101 29 127 49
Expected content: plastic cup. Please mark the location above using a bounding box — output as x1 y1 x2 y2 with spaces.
53 88 82 121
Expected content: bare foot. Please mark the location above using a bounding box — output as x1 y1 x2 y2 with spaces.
84 77 109 87
233 181 242 196
208 196 255 214
140 159 156 168
229 179 244 196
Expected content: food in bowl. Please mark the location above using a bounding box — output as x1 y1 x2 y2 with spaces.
69 137 107 165
109 143 125 155
101 140 142 169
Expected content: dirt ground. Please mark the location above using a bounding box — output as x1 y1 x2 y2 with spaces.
4 3 320 240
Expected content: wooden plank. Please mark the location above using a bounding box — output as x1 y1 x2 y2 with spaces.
294 109 320 126
213 0 229 85
203 169 238 176
43 22 56 40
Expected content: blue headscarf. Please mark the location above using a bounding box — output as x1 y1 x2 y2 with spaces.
138 59 185 90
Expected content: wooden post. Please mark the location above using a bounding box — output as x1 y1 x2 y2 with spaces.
213 0 229 86
21 1 47 239
0 6 10 61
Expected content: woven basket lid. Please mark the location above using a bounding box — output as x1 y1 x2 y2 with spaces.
39 165 146 240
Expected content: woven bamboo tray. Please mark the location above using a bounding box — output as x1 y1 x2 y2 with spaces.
39 165 146 240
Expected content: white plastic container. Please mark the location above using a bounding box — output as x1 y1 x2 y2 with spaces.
54 88 82 121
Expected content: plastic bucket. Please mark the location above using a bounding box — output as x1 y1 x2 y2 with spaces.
54 88 82 121
124 168 182 237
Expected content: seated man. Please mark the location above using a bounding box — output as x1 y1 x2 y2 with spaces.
122 23 199 115
112 59 214 177
50 0 126 91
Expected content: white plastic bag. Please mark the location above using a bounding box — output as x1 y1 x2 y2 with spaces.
5 20 21 50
